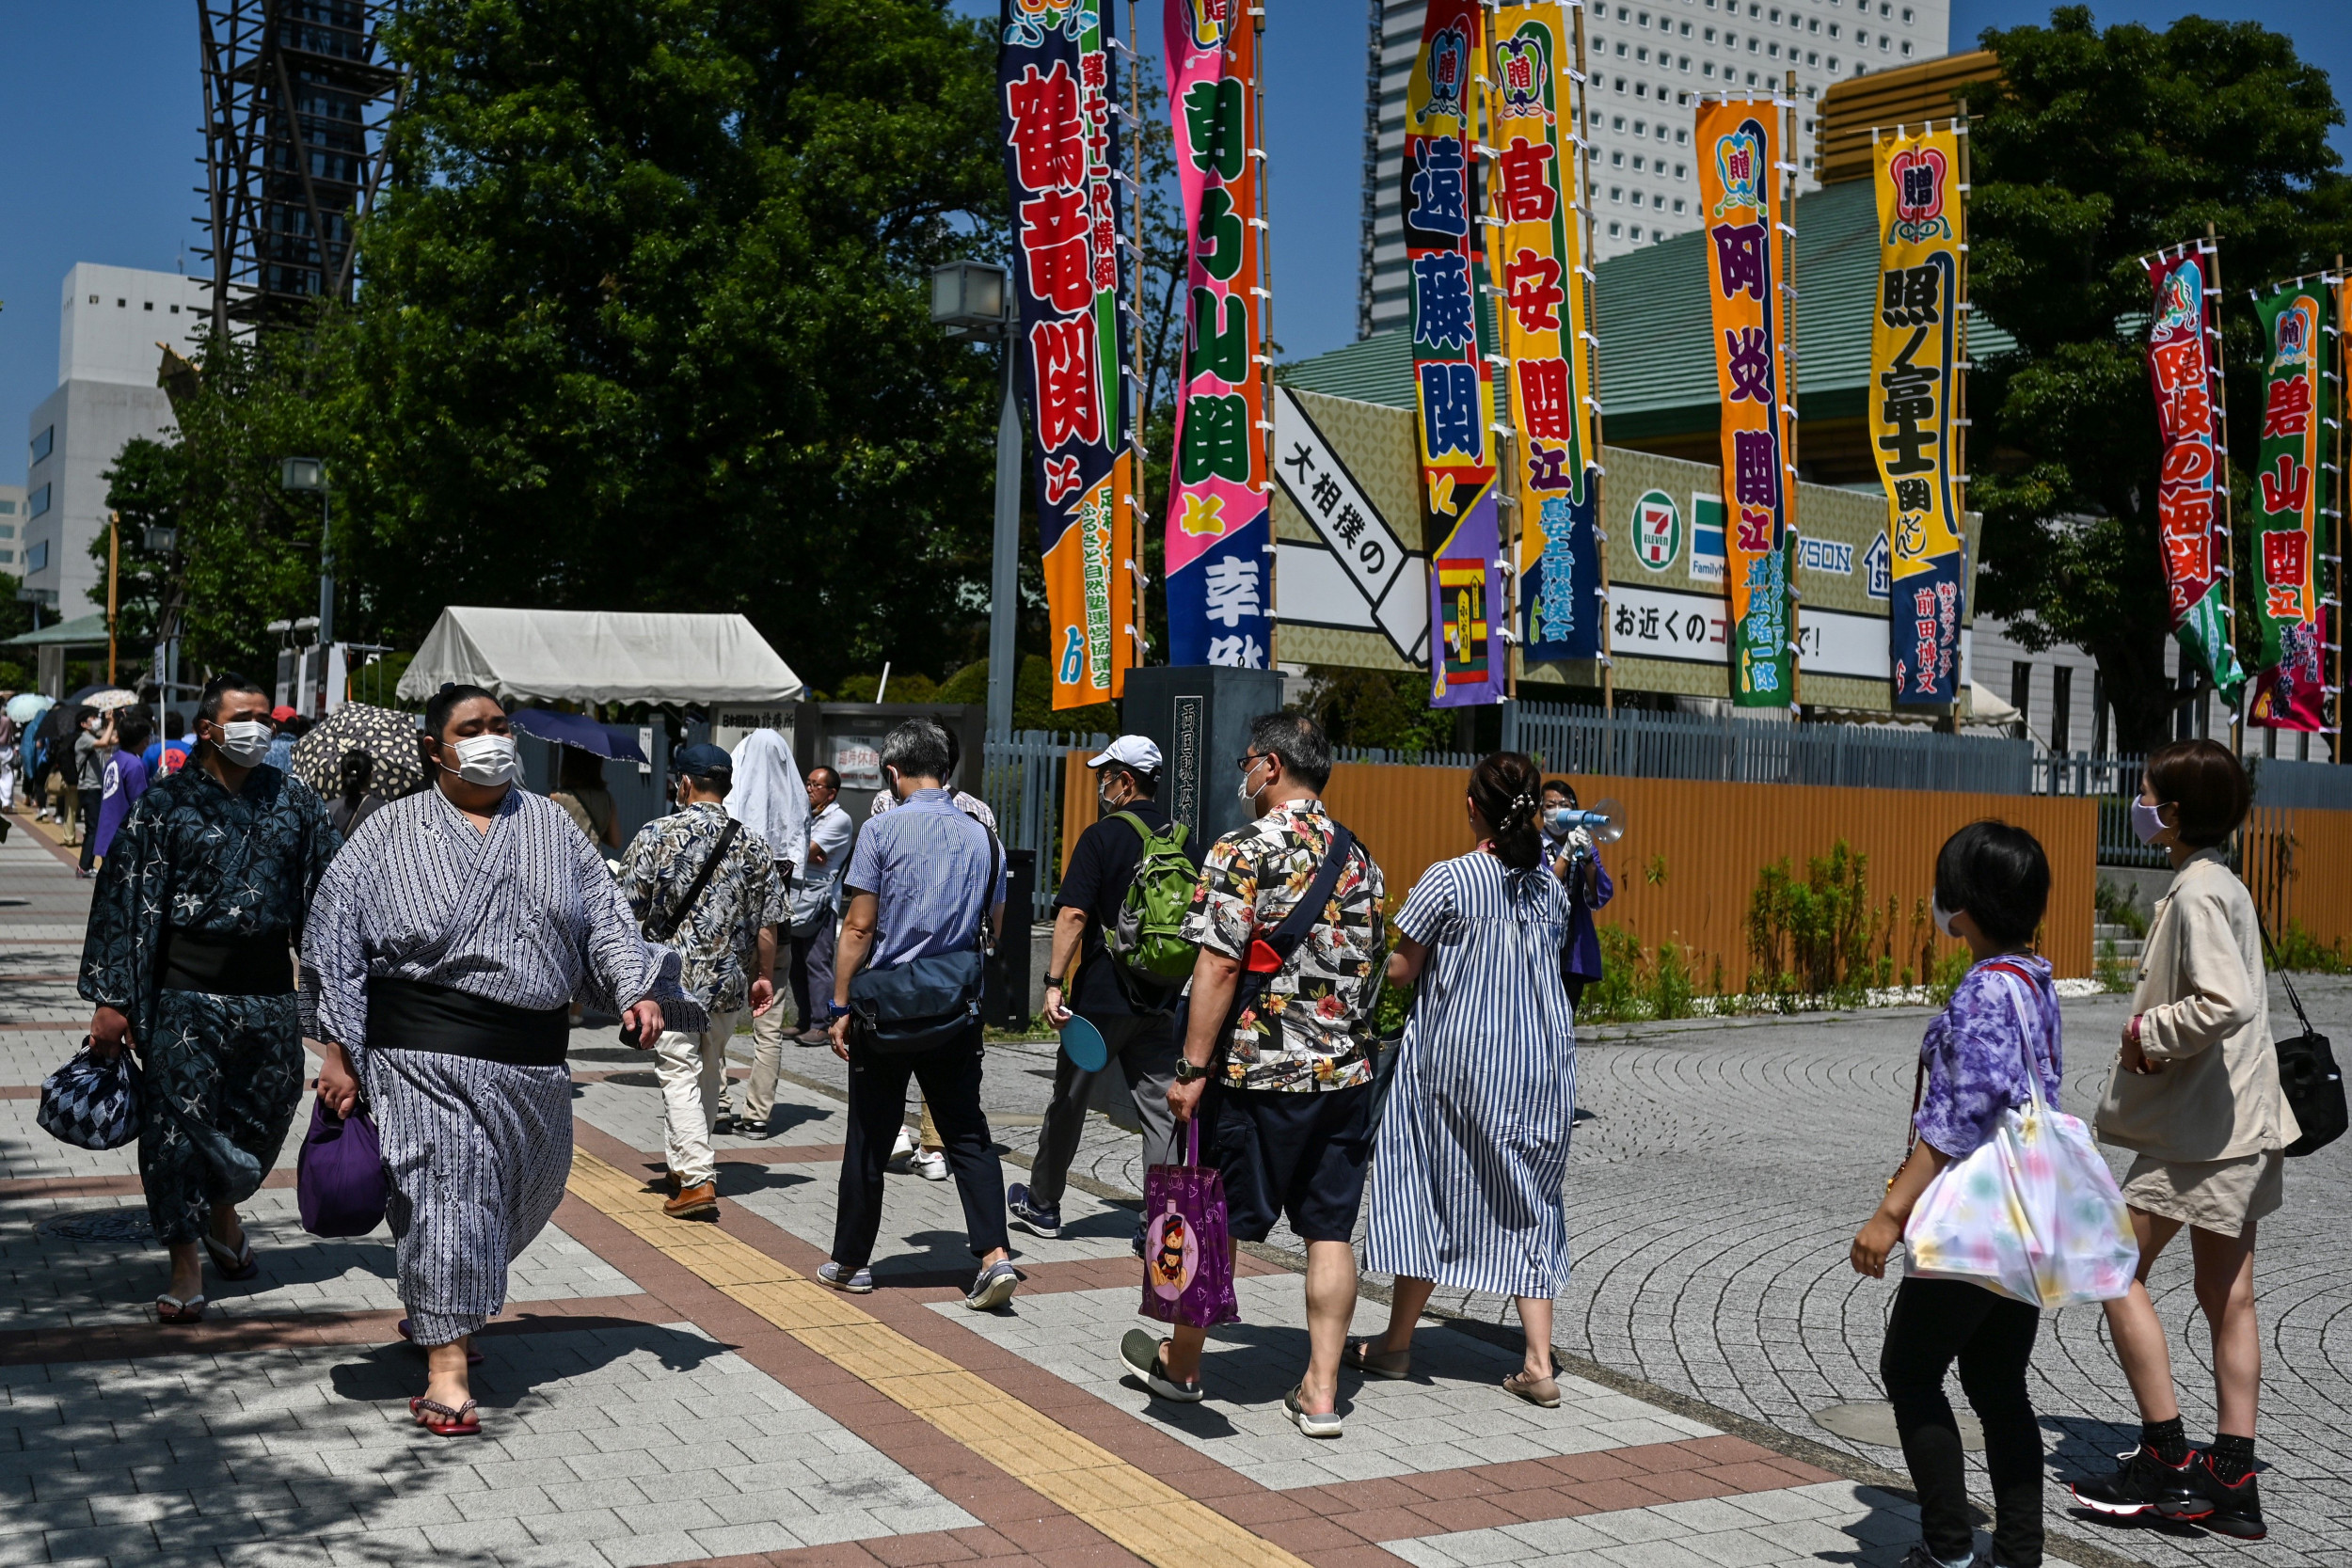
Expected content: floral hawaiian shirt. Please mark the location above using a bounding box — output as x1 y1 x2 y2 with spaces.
1914 953 2065 1160
1179 798 1386 1092
619 802 785 1017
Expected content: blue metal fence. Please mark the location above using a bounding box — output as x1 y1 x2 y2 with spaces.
981 730 1109 920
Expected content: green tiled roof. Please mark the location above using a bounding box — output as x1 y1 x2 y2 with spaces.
1279 179 2015 438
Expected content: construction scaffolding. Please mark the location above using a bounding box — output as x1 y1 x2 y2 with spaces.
196 0 400 338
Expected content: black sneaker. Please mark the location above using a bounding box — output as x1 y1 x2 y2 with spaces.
2071 1445 2212 1522
2191 1452 2266 1540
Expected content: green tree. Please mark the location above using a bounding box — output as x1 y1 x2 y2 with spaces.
344 0 1009 694
1963 8 2349 752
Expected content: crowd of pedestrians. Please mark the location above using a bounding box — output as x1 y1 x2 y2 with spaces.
53 684 2303 1561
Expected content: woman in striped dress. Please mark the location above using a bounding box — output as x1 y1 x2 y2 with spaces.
1353 752 1577 1406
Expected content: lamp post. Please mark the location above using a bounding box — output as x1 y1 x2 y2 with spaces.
929 261 1017 740
278 457 331 645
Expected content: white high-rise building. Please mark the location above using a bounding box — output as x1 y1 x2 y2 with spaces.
22 263 211 617
1360 0 1951 333
0 487 24 572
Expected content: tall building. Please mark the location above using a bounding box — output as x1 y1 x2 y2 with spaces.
1359 0 1951 334
21 264 211 617
0 488 24 573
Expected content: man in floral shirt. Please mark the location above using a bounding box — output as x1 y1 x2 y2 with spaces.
1119 712 1385 1437
619 743 787 1218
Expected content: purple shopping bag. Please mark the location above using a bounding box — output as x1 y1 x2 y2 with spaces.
296 1098 388 1238
1138 1118 1237 1329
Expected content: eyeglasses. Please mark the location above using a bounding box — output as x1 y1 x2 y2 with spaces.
1234 752 1269 774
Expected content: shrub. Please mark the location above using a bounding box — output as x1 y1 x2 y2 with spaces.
1746 840 1898 1010
2095 878 2149 939
2094 939 2135 993
2271 918 2347 975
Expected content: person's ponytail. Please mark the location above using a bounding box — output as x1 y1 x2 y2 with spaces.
1470 752 1544 871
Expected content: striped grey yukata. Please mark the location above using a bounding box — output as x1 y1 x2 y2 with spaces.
300 785 703 1345
1363 850 1578 1299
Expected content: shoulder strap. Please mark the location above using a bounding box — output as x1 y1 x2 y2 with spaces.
1979 959 2052 1106
975 823 1002 956
2247 903 2313 1038
646 817 741 943
1264 822 1357 962
1109 809 1152 843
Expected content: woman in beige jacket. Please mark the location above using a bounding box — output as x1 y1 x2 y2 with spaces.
2070 741 2295 1542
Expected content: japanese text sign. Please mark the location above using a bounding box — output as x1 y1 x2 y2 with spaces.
2248 283 2330 731
2143 245 2245 703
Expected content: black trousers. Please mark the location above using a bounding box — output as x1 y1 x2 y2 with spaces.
832 1025 1009 1269
77 786 103 868
1882 1276 2043 1568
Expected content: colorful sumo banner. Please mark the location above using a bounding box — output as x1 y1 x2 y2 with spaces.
1406 0 1507 707
1162 0 1271 671
1000 0 1134 708
2143 244 2246 704
1696 98 1796 705
1869 125 1966 707
1487 0 1600 663
2248 282 2330 732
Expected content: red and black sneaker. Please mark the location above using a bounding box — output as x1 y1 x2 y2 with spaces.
2191 1451 2266 1541
2070 1445 2212 1521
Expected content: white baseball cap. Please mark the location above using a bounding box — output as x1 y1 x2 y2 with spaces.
1088 735 1163 773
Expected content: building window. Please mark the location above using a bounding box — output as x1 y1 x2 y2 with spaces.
1901 5 1914 18
1613 150 1626 166
87 293 98 304
30 426 54 465
1808 16 1819 29
1613 115 1628 129
1900 40 1912 54
1612 186 1625 201
2010 662 2033 733
25 541 47 575
1677 128 1690 142
1636 82 1649 97
1829 21 1840 35
1633 154 1646 170
1679 54 1691 69
1639 8 1651 23
117 298 125 308
1856 29 1867 43
27 484 50 519
1705 25 1717 39
1617 40 1629 55
170 304 181 314
1674 198 1687 213
0 500 12 515
0 525 13 539
1631 226 1645 240
1637 45 1648 60
1676 162 1689 177
1807 50 1818 64
1768 40 1779 55
1881 35 1891 49
1703 60 1715 75
1634 119 1648 134
2052 666 2074 755
1610 221 1624 236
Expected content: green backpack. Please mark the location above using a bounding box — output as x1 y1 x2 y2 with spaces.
1104 811 1199 984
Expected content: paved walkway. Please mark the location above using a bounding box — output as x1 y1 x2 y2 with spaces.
1 804 2336 1568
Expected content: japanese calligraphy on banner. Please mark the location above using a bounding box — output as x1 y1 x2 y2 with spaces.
2248 283 2330 731
1870 125 1966 706
1001 0 1134 708
2143 245 2245 704
1696 99 1795 705
1163 0 1270 670
1407 0 1506 707
1488 1 1599 662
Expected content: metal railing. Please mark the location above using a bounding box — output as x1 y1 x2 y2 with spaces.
981 729 1110 920
2035 752 2352 866
1509 700 2037 794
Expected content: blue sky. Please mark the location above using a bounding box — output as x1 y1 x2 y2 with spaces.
2 1 2345 456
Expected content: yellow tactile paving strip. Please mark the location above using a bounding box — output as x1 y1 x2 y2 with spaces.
565 1148 1311 1568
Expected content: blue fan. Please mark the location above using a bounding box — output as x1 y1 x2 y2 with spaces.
1059 1014 1109 1073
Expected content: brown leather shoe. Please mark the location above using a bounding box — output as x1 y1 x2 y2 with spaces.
663 1181 719 1219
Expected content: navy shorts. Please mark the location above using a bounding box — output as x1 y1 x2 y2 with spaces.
1198 1081 1375 1244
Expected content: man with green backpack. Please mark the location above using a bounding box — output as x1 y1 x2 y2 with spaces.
1011 736 1203 1246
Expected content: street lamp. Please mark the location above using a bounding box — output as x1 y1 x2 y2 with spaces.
930 260 1019 741
278 456 332 645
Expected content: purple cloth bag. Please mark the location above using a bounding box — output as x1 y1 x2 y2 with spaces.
1138 1118 1237 1329
296 1097 387 1238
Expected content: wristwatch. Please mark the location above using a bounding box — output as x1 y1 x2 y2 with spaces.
826 1002 851 1021
1044 975 1065 990
1172 1058 1216 1084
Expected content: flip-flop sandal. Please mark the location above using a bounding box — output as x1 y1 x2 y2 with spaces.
397 1319 485 1366
408 1396 481 1436
1342 1341 1412 1379
1502 1370 1561 1408
202 1233 260 1282
154 1293 207 1324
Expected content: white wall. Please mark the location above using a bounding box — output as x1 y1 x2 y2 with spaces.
23 377 180 619
0 486 22 572
58 264 210 388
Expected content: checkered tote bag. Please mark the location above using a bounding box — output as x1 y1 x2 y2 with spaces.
37 1039 140 1151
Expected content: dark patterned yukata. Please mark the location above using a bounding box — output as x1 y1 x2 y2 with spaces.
78 763 342 1243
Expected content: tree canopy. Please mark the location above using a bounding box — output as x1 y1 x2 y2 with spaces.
1965 6 2349 751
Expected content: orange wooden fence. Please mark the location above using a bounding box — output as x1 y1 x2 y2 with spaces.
2241 805 2352 953
1063 755 2099 980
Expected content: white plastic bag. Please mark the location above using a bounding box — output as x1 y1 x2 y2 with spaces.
1904 969 2139 1309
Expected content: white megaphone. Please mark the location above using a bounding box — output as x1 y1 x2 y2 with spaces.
1557 797 1627 845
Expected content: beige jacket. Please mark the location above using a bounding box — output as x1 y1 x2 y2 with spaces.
2095 849 2299 1163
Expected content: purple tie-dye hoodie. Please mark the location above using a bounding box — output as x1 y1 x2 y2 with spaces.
1914 953 2065 1160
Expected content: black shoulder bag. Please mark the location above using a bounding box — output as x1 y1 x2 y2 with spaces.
643 818 742 944
847 826 1003 1055
2251 910 2346 1158
1171 824 1357 1067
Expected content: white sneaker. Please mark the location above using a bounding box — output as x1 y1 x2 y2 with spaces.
913 1149 948 1181
887 1124 918 1173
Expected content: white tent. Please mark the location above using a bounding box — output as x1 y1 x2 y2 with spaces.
396 608 802 707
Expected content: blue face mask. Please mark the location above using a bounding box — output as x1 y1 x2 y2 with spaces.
2130 799 2169 846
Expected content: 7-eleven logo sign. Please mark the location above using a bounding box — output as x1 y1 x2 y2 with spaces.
1634 489 1681 571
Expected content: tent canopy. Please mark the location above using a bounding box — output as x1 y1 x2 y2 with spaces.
396 608 801 707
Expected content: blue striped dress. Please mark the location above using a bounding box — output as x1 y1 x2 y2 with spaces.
1363 849 1577 1299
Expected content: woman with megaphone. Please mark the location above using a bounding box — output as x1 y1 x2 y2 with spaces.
1539 779 1619 1013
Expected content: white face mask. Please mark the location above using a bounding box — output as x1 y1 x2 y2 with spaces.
215 720 273 767
443 732 519 786
1931 896 1960 939
1236 755 1267 805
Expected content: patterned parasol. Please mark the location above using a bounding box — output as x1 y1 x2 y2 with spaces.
288 703 428 800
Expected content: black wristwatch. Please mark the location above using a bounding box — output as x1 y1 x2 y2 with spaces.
1173 1058 1216 1084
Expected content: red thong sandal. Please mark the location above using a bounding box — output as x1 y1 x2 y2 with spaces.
408 1396 480 1436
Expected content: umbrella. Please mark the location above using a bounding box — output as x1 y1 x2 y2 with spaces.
288 703 428 800
6 694 54 725
509 707 648 763
65 686 140 712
